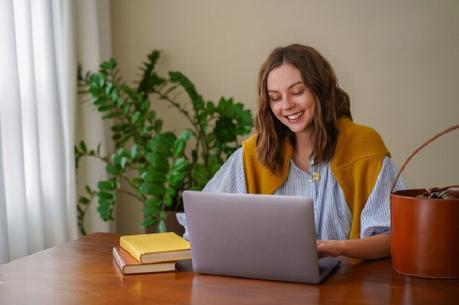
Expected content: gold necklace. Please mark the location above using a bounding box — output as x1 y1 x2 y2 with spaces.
293 152 320 182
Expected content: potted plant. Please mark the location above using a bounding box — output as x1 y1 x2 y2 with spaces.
76 50 253 235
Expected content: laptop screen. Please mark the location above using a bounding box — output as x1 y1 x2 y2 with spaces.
183 191 339 284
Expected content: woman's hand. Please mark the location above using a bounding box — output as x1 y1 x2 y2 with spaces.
316 233 391 260
316 240 346 258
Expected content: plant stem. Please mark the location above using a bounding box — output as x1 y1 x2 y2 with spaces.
154 89 195 126
121 176 147 201
154 87 210 161
118 188 144 202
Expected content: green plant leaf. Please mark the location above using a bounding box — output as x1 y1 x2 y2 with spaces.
139 182 165 197
191 164 211 190
141 99 151 111
207 155 223 175
168 174 185 189
145 198 162 207
103 111 120 119
146 154 170 173
163 197 173 207
172 158 188 171
142 218 158 228
131 111 142 123
79 141 87 153
169 71 205 111
143 205 160 216
97 180 116 191
120 156 129 169
89 74 102 87
97 197 114 221
100 58 117 70
163 188 175 206
214 116 237 143
154 120 163 132
78 196 90 204
98 191 114 200
147 132 176 156
142 169 168 184
206 101 216 114
138 50 166 98
173 129 192 158
97 105 112 112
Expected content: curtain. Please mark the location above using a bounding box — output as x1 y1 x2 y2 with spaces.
76 0 115 234
0 0 78 263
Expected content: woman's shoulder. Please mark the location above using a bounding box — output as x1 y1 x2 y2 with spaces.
202 147 246 193
242 134 258 152
337 118 385 145
333 118 390 170
220 146 244 167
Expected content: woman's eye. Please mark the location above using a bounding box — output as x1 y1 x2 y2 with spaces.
270 96 280 102
293 90 303 96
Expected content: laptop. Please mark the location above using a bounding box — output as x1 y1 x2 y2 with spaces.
182 191 340 284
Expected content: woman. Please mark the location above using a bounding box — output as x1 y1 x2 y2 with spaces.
190 44 405 259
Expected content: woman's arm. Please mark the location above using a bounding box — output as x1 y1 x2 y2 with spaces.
316 233 391 259
318 157 402 260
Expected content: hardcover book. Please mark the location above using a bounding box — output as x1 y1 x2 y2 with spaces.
119 232 191 264
113 246 176 274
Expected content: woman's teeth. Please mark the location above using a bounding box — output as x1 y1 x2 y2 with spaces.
286 112 303 120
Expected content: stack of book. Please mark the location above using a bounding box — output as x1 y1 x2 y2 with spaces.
113 232 191 275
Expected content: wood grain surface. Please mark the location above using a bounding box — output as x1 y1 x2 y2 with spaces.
1 233 458 305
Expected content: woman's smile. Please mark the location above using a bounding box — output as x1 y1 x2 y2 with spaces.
285 111 304 121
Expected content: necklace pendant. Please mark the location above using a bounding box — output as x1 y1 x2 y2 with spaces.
312 172 320 181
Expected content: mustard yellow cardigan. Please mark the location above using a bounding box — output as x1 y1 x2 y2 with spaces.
242 118 390 239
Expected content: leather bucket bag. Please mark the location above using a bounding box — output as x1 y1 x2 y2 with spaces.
390 124 459 279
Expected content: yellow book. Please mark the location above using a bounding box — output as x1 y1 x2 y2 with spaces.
119 232 191 264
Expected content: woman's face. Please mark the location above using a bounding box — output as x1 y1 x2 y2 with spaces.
267 63 316 134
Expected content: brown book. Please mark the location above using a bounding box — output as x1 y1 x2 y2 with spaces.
112 246 176 274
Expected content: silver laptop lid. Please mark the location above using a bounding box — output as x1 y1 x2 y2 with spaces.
183 191 322 283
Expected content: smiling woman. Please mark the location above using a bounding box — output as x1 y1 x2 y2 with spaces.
199 44 406 260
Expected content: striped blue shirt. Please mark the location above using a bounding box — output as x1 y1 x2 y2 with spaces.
177 147 406 241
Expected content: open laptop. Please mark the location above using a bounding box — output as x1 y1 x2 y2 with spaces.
182 191 340 284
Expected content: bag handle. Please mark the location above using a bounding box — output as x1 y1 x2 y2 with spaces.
390 124 459 193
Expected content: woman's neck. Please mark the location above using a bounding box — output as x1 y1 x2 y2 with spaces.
293 130 314 172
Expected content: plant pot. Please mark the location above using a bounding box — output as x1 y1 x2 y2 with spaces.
391 189 459 278
145 211 185 236
390 124 459 279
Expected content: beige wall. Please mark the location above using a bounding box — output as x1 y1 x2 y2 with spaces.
110 0 459 234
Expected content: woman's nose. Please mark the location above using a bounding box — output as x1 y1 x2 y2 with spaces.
281 96 294 110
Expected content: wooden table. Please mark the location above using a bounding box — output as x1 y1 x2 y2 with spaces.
0 233 457 305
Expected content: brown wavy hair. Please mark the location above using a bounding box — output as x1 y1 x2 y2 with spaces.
255 44 352 171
